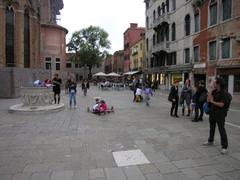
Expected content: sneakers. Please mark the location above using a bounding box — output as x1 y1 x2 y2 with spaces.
203 141 214 146
221 148 228 155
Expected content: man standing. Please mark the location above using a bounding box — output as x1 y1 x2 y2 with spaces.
203 77 229 154
52 73 62 104
168 81 179 118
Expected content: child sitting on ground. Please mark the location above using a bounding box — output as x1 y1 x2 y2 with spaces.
88 98 100 113
88 98 114 115
99 100 108 114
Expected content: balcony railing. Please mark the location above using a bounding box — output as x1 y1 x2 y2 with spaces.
153 13 171 28
152 41 170 52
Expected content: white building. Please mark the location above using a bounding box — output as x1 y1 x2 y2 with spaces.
144 0 196 90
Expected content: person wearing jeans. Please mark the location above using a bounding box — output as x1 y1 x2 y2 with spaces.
68 79 77 108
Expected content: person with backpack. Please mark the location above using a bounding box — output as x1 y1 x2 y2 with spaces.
192 81 207 122
203 77 231 154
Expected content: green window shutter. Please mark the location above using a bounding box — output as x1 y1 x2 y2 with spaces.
222 38 230 59
209 41 216 60
210 3 217 26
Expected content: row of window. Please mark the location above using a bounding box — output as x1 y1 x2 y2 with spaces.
187 38 231 63
146 0 176 12
149 37 231 68
45 58 61 70
147 0 232 39
150 51 177 68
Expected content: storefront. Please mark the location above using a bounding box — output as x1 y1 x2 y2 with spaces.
217 67 240 94
171 73 182 84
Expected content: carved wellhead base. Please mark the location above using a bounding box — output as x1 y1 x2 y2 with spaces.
9 87 64 114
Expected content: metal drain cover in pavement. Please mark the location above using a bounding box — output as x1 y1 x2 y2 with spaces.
113 149 150 167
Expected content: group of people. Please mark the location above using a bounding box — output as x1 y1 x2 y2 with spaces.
168 79 208 122
52 73 90 108
88 98 114 115
168 77 231 154
131 77 153 106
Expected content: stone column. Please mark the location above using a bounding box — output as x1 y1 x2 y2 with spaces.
15 10 24 67
30 15 40 68
0 6 5 67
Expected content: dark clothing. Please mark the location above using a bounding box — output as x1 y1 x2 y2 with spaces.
194 86 207 120
208 115 228 149
81 82 89 96
208 89 229 149
169 85 179 116
181 85 192 116
81 82 89 90
52 77 62 93
68 82 77 93
171 100 178 116
209 89 228 118
52 77 62 104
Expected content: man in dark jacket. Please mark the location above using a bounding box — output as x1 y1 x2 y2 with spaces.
52 73 62 104
169 81 179 118
203 77 229 154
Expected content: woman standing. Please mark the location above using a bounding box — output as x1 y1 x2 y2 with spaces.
192 81 207 122
180 79 192 116
69 79 77 108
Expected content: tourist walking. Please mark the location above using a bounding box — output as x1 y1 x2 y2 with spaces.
143 83 153 106
180 79 192 116
168 81 179 118
68 79 77 108
52 73 62 104
203 77 229 154
132 76 140 102
192 81 207 122
81 80 89 96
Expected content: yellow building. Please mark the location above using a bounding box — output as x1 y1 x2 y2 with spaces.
130 37 145 71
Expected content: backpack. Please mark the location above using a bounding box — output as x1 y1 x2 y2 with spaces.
203 102 210 115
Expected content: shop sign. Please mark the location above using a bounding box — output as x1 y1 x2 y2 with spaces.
194 63 206 69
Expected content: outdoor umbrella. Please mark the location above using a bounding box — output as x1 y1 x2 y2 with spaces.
107 72 121 77
92 72 107 77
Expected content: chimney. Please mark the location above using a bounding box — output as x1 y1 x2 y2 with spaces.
130 23 138 28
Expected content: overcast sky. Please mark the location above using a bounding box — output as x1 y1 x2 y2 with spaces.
60 0 145 54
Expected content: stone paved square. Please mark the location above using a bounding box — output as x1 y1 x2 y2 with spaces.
0 87 240 180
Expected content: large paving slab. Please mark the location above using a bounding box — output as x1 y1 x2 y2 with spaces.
0 86 240 180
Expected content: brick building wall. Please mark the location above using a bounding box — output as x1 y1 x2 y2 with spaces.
123 23 145 72
193 0 240 96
